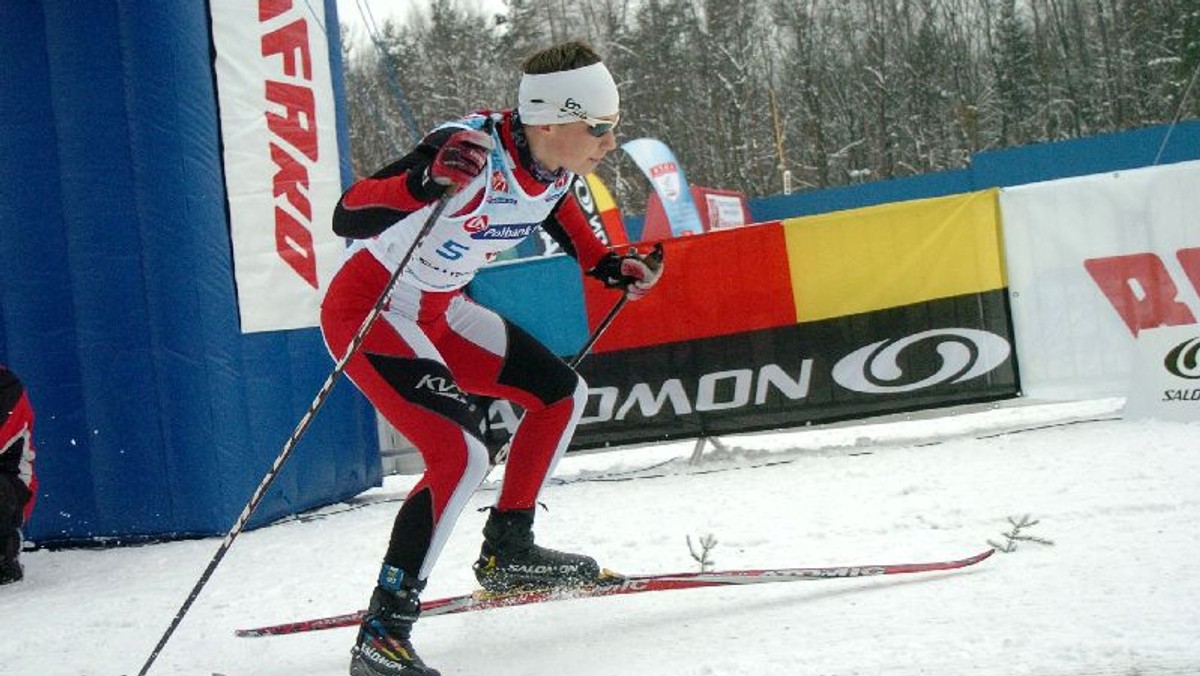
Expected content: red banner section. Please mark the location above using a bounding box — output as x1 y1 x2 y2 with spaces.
582 222 791 352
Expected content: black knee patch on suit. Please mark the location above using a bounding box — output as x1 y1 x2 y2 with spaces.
383 486 434 576
498 322 578 407
365 352 483 441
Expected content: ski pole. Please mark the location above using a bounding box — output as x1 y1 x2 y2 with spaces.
570 242 664 373
133 197 450 676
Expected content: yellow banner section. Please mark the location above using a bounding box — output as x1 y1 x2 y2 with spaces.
584 173 618 211
783 189 1005 322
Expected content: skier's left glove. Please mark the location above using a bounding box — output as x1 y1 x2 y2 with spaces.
588 244 664 300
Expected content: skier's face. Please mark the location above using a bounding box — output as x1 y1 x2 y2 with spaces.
530 116 619 175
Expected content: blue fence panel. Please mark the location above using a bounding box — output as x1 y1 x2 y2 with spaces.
750 168 974 222
0 1 379 544
468 256 590 357
971 120 1200 188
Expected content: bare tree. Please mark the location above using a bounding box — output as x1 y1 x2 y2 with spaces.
340 0 1199 207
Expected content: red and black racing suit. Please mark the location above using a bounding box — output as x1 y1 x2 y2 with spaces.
320 110 612 581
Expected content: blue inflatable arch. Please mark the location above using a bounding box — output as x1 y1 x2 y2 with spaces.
0 1 379 544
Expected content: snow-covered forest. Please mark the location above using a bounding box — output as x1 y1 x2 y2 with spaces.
340 0 1199 207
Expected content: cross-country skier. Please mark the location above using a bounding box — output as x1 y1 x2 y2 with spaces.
320 40 663 676
0 365 37 585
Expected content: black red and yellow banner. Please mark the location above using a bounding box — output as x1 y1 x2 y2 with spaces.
484 189 1017 450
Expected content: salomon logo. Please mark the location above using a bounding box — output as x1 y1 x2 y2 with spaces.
833 329 1011 394
1164 337 1200 379
506 564 579 574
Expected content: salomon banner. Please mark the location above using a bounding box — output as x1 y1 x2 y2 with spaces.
483 190 1019 449
560 292 1016 448
210 0 345 332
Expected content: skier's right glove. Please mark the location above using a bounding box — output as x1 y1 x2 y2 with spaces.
428 129 493 191
588 244 665 301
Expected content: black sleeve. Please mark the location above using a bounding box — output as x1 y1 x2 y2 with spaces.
545 203 623 285
540 194 578 259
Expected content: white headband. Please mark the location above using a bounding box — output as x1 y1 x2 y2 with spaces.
518 62 620 125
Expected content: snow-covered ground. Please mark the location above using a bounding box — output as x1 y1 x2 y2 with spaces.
3 398 1199 676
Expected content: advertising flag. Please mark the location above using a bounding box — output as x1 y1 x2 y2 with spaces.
621 138 703 236
210 0 345 332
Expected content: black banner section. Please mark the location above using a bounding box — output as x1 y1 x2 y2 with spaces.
482 290 1019 451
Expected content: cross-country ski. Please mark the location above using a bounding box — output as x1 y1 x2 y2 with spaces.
236 549 994 637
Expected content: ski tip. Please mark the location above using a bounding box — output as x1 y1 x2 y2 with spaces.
971 548 997 564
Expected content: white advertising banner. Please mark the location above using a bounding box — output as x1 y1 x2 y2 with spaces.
704 193 747 230
1124 327 1200 422
1000 160 1200 400
210 0 345 332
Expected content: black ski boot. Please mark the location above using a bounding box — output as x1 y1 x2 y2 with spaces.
0 528 22 585
349 566 440 676
473 507 602 593
0 557 21 585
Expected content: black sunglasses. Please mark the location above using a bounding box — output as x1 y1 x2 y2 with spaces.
562 109 620 137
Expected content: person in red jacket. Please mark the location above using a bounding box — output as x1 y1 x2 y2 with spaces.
0 365 36 585
323 41 662 676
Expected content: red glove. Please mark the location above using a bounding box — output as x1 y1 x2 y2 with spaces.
620 253 662 300
429 129 493 189
589 245 665 300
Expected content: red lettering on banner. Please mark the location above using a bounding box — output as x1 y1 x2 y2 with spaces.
1084 250 1199 336
259 0 293 21
1178 247 1200 298
259 0 321 288
269 143 311 221
262 19 313 80
275 206 318 288
264 81 317 161
649 162 678 178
